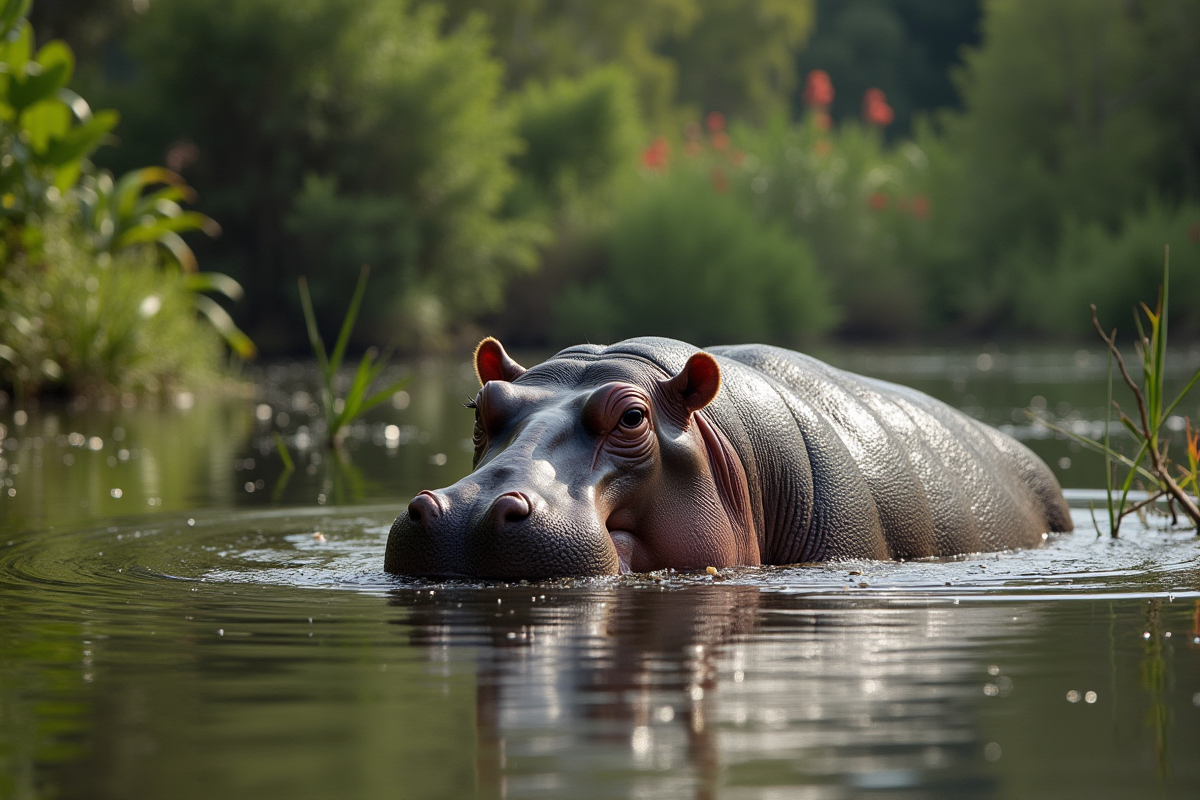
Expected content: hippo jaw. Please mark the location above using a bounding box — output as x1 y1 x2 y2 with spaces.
384 338 758 579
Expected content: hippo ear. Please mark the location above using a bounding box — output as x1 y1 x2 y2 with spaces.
662 352 721 414
475 337 527 385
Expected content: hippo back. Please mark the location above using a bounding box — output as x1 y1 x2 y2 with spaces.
578 338 1072 563
709 343 1073 561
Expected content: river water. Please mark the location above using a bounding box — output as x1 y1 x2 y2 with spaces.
2 346 1199 799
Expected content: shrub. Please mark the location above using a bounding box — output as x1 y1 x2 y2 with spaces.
722 110 935 335
507 66 644 222
1018 200 1200 336
553 170 836 346
0 211 220 395
105 0 546 350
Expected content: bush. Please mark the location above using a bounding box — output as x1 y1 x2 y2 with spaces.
508 66 644 221
1018 200 1200 336
0 1 243 397
553 170 836 346
103 0 546 350
0 211 220 395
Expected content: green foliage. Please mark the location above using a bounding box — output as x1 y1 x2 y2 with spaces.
107 0 546 349
924 0 1200 330
554 169 836 346
796 0 981 134
0 210 221 395
1019 200 1200 335
0 1 250 397
435 0 813 124
663 0 814 121
1045 252 1200 536
298 266 409 449
0 0 117 218
508 67 644 219
727 113 935 335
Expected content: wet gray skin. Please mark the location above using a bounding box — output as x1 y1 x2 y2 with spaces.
384 337 1073 579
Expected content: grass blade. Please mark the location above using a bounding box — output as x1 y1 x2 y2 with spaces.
329 265 370 376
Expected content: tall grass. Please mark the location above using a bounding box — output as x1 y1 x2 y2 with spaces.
1049 246 1200 536
297 265 408 449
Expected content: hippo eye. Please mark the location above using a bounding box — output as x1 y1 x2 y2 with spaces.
619 408 645 428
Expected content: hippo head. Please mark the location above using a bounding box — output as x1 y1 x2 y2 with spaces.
384 338 758 578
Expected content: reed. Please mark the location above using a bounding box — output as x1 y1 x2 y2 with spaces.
297 266 409 449
1049 246 1200 536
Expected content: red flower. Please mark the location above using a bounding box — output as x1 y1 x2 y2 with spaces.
711 167 729 194
868 191 889 211
641 136 670 171
711 131 730 151
813 139 832 157
803 70 835 108
862 88 894 127
911 194 931 219
705 111 726 133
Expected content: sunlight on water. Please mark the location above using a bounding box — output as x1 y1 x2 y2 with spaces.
3 350 1200 799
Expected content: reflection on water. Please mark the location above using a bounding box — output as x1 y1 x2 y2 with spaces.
3 347 1200 799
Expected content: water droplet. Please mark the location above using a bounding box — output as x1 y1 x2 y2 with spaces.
1066 690 1080 703
109 488 122 499
187 518 195 527
217 629 224 636
1143 632 1151 639
1084 691 1097 704
983 742 1002 762
983 683 999 696
988 665 1000 675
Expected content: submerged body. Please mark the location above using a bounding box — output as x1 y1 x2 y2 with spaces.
385 337 1072 578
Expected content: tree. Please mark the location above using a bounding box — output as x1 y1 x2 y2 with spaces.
96 0 545 350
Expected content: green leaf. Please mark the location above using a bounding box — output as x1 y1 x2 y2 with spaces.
329 265 370 375
273 432 295 472
156 230 198 272
113 167 183 221
115 212 214 247
0 0 31 43
358 377 411 418
193 294 257 359
20 97 69 152
38 109 118 165
297 276 331 380
9 40 73 111
55 86 90 121
185 272 245 301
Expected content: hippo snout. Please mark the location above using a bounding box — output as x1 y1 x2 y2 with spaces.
384 483 618 579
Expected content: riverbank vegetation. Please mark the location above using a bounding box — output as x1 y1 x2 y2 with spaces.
5 0 1200 397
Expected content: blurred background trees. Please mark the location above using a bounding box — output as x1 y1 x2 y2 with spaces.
5 0 1200 389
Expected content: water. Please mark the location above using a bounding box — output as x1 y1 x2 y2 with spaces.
2 346 1200 799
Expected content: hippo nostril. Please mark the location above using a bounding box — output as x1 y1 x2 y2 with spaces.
492 492 532 525
408 491 442 525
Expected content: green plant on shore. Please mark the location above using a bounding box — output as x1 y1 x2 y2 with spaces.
0 0 253 396
298 265 408 449
75 166 256 360
1045 246 1200 537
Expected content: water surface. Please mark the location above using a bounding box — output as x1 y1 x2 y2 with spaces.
2 347 1200 799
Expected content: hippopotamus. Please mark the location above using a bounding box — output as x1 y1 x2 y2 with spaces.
384 337 1072 578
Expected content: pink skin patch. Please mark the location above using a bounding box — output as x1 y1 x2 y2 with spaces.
609 531 635 574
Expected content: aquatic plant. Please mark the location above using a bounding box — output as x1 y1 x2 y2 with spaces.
1050 247 1200 536
297 265 408 449
0 0 252 396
